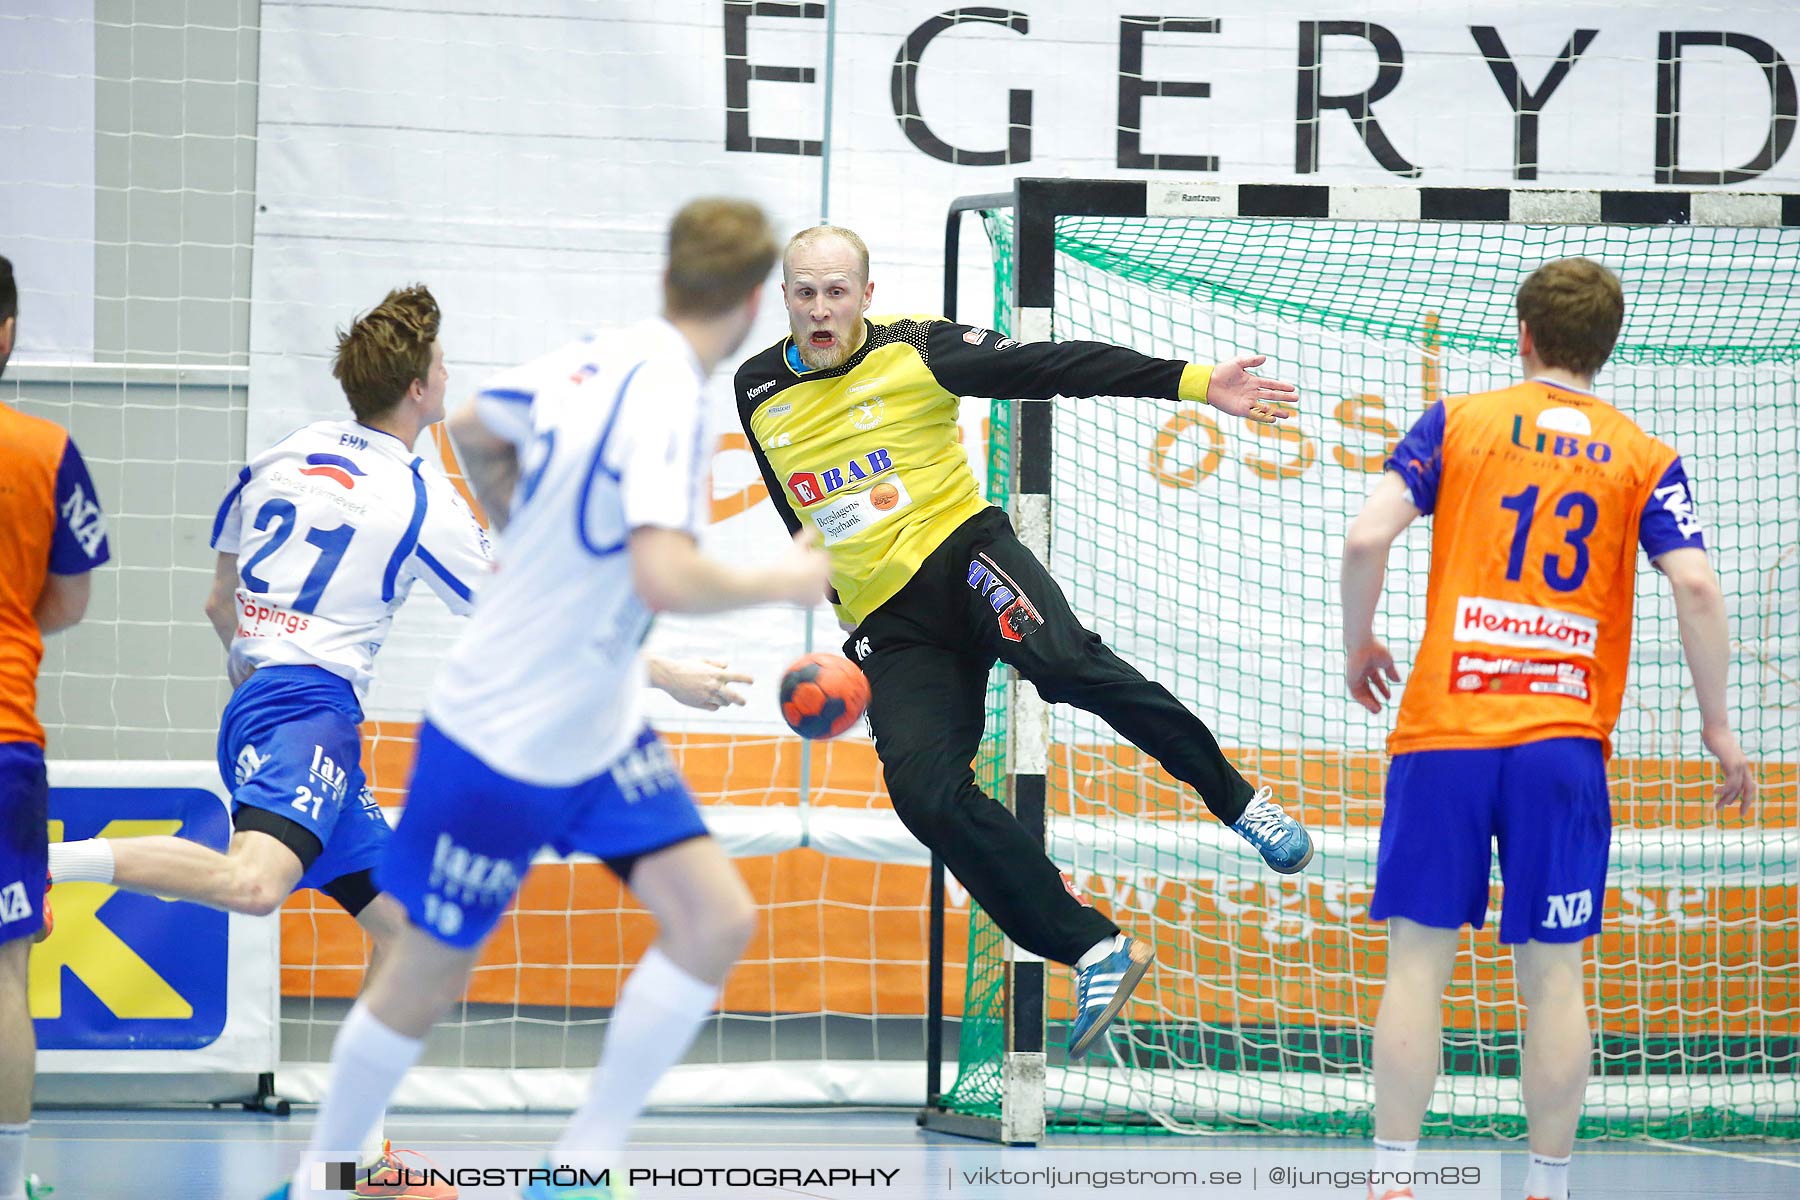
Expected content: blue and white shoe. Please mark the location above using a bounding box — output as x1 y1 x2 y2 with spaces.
520 1162 631 1199
1230 786 1314 874
1067 936 1154 1058
255 1184 288 1200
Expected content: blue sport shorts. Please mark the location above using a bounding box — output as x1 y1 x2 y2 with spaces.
379 721 710 949
216 665 389 893
0 741 48 945
1369 736 1611 943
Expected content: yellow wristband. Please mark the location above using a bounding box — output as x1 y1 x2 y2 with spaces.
1178 362 1214 405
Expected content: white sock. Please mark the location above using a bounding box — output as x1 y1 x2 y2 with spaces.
552 948 718 1174
291 1003 423 1198
1523 1151 1571 1200
360 1111 389 1167
0 1123 27 1200
1372 1137 1417 1195
1076 934 1125 970
48 839 114 884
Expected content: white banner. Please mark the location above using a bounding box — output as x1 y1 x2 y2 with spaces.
248 1 1800 738
0 0 96 361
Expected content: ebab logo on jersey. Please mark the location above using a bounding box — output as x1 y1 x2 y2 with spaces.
298 453 366 489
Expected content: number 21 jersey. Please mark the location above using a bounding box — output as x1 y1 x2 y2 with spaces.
211 420 491 696
1386 380 1705 757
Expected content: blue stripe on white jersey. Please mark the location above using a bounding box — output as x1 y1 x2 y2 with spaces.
211 466 252 548
382 459 430 603
212 419 491 697
574 362 642 558
427 318 712 786
414 545 474 602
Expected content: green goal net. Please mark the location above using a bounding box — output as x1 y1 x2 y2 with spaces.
943 194 1799 1140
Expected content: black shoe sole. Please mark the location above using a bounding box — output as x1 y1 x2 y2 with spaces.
1067 943 1155 1059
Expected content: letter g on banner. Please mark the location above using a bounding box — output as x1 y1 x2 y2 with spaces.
892 9 1032 164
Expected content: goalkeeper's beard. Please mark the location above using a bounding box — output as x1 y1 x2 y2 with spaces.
795 337 853 371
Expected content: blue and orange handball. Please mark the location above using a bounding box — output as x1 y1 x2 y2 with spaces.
778 652 870 740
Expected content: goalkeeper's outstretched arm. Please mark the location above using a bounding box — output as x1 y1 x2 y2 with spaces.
921 320 1298 425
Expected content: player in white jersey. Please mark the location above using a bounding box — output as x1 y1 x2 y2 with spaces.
50 287 475 925
268 200 830 1200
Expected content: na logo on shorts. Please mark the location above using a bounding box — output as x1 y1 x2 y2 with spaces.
0 882 33 925
235 743 269 787
1544 889 1593 929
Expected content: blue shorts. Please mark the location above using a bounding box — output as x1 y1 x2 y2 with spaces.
0 742 48 945
216 666 390 894
1370 737 1611 944
379 721 710 949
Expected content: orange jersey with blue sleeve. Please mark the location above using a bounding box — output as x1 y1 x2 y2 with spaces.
1386 380 1704 757
0 403 111 747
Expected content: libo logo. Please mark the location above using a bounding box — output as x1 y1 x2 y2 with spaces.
1510 410 1612 464
787 448 893 507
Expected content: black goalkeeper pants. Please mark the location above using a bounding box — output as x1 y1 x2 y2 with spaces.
844 506 1256 966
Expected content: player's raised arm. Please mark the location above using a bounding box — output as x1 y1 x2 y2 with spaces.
647 656 754 711
447 398 522 532
920 319 1298 424
630 523 828 616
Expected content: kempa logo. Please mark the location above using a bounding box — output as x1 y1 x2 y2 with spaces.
1545 890 1594 929
747 378 779 399
1454 596 1597 658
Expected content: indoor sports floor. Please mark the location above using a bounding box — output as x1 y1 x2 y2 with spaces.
23 1108 1799 1199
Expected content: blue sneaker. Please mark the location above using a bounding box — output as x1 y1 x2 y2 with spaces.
1230 787 1314 874
1067 936 1154 1058
255 1184 287 1200
520 1162 631 1199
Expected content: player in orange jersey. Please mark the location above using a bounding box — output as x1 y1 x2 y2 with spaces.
0 255 110 1200
1339 258 1755 1200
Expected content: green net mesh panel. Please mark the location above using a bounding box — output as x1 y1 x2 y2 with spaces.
943 207 1799 1139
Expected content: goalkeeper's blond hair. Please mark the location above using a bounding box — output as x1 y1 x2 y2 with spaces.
665 198 778 318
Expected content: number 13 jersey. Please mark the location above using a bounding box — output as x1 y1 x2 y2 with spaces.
211 420 491 696
1386 379 1705 758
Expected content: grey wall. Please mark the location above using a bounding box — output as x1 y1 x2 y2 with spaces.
94 0 260 366
11 368 245 759
15 0 259 758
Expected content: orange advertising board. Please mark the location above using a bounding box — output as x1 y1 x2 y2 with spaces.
277 727 1795 1035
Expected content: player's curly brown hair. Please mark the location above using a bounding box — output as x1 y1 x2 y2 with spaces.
332 285 440 421
1516 258 1624 378
665 199 778 317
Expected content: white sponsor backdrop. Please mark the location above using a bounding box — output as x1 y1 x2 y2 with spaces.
0 0 95 361
247 1 1800 742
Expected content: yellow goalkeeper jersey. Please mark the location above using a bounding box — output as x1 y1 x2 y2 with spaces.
733 315 1213 625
